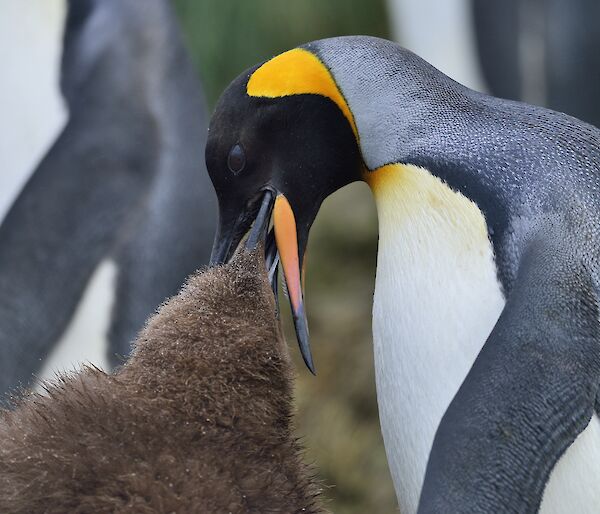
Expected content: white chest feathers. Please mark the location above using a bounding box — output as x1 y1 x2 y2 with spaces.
0 0 67 221
367 163 600 514
368 163 506 512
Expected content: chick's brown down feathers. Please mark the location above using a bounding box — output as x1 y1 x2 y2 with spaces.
0 250 321 513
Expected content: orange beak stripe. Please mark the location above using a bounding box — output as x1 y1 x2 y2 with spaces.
273 194 302 312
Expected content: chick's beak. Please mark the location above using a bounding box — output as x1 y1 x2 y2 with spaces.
210 189 315 374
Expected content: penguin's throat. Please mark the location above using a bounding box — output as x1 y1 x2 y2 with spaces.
366 162 506 511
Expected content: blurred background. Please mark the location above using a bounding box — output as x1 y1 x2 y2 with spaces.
2 0 600 512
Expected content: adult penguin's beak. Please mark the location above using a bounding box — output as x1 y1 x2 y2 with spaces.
210 189 315 374
272 194 313 373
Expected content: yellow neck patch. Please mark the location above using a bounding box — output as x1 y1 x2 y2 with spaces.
247 48 358 140
366 162 489 245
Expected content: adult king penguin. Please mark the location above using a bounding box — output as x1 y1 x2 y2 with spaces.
207 36 600 513
0 0 215 399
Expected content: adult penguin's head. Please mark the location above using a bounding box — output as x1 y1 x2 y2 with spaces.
206 48 364 373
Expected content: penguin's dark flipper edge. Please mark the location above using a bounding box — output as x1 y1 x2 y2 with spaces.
418 221 600 513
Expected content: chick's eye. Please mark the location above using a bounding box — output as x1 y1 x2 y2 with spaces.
227 143 246 175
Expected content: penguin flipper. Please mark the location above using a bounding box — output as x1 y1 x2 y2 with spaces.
418 227 600 513
0 121 155 401
108 172 216 366
104 5 217 365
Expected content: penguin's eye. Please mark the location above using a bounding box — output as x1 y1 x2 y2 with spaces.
227 143 246 175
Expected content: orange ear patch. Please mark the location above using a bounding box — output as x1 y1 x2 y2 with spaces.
247 48 358 140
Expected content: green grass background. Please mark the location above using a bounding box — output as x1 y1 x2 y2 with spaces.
173 1 398 511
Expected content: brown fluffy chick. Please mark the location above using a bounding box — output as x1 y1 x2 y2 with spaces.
0 249 322 514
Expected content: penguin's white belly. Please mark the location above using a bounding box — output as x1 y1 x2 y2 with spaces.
36 260 114 385
368 163 600 513
540 414 600 514
0 0 67 220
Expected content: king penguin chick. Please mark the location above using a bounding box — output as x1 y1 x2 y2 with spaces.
207 36 600 513
0 0 216 399
0 248 321 514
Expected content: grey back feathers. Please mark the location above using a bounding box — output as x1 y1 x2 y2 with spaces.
0 250 321 513
310 36 600 289
0 0 216 399
307 36 474 171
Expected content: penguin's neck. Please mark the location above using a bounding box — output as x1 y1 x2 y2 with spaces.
366 163 506 513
